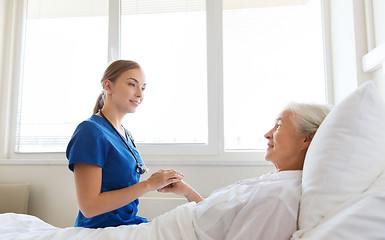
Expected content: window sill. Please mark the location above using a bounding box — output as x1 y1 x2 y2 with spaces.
1 150 270 166
0 159 68 165
0 158 271 166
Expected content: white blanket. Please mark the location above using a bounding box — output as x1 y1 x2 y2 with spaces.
0 203 196 240
0 171 301 240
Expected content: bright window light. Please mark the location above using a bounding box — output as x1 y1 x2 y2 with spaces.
15 0 326 154
16 0 108 152
120 0 208 144
223 0 326 150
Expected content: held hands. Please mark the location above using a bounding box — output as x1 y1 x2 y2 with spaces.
145 169 184 192
158 181 203 203
158 180 203 203
158 180 189 195
144 169 203 203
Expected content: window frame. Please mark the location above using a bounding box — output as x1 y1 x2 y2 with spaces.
0 0 332 165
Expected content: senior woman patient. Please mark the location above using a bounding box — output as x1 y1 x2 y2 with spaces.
156 102 332 240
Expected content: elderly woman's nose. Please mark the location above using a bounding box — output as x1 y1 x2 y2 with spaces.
264 128 274 139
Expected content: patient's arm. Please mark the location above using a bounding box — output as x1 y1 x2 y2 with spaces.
158 181 203 203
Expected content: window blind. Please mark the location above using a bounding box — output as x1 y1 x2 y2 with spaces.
119 0 208 145
16 0 108 152
26 0 108 18
121 0 204 14
223 0 326 150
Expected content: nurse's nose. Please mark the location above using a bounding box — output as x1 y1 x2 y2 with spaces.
135 87 143 98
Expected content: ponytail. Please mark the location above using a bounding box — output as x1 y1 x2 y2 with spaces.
93 91 105 114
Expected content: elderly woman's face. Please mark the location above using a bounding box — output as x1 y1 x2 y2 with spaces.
264 110 310 171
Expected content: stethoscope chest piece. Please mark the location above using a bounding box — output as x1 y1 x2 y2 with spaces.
136 164 148 174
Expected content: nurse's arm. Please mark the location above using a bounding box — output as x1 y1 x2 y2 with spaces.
73 163 182 218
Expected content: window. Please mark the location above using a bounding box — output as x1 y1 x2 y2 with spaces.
120 0 208 145
223 0 326 150
10 0 327 160
17 0 109 152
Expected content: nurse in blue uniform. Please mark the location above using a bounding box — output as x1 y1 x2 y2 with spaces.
66 60 202 228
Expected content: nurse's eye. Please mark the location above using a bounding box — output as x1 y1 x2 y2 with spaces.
141 87 146 91
129 83 136 87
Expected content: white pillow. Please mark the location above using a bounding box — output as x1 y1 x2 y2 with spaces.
293 190 385 239
294 81 385 237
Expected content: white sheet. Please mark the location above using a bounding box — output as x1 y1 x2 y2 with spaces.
0 203 196 240
0 171 301 240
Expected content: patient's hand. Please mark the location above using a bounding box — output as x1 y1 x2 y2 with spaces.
158 180 186 194
158 181 203 203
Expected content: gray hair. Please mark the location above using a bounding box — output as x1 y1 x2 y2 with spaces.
282 102 333 135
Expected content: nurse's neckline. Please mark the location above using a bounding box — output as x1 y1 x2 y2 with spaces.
97 111 127 141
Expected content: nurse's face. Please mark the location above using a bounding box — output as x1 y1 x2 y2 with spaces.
264 110 309 171
107 68 146 114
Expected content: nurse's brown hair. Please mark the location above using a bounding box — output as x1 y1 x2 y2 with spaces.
93 60 141 114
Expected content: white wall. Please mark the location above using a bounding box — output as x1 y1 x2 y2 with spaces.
372 0 385 97
0 164 78 227
328 0 373 103
0 1 5 76
0 0 8 158
372 0 385 46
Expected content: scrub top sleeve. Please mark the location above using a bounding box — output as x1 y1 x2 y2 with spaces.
67 122 108 172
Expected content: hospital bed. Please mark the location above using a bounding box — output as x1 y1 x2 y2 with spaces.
1 81 385 239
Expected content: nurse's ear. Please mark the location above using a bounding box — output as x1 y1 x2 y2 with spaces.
103 79 114 95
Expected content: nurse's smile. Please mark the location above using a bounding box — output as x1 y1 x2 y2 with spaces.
130 99 140 107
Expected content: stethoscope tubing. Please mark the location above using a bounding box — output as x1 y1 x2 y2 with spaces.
99 110 147 174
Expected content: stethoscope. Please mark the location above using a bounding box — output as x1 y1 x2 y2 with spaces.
99 110 148 175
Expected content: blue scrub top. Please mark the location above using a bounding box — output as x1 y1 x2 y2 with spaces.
66 114 148 228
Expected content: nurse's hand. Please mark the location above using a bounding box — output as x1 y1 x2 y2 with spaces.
144 169 184 192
